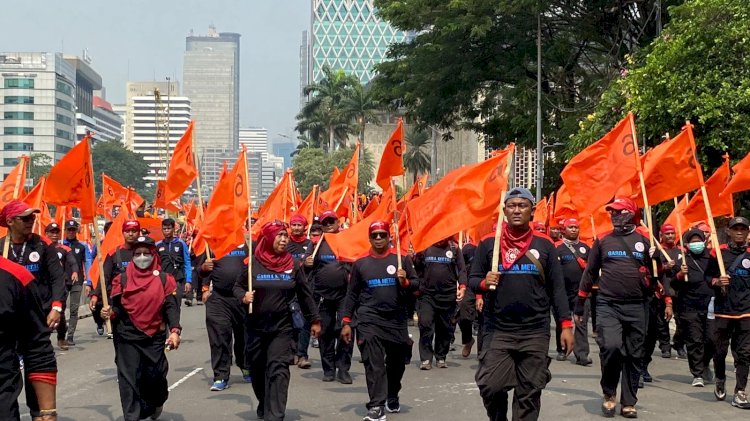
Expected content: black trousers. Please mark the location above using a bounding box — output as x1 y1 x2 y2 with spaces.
643 296 671 369
475 331 551 421
677 312 714 378
596 300 646 407
205 293 246 381
713 317 750 392
247 327 295 421
359 333 409 409
418 297 455 361
185 274 204 301
318 299 353 376
174 279 185 308
3 371 23 421
66 283 82 340
672 310 686 350
573 299 591 361
114 333 169 421
457 289 477 345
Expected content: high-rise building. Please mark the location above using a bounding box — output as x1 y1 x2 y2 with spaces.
183 26 240 157
0 52 77 176
239 127 268 155
63 54 103 143
299 30 310 109
310 0 411 84
92 96 123 142
123 81 191 182
272 141 295 170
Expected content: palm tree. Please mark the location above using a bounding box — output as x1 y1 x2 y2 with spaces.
340 83 381 153
403 128 431 183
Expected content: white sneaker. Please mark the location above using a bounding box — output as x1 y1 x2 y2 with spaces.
692 377 704 387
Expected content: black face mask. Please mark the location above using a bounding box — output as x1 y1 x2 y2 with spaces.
611 212 635 234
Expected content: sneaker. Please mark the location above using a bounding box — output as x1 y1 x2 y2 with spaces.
420 360 432 370
661 349 672 359
58 339 69 351
601 394 616 417
555 352 567 361
363 406 386 421
184 299 193 307
677 348 687 359
575 357 593 366
311 338 319 348
385 398 400 413
732 390 750 409
297 357 311 369
642 370 653 383
241 369 252 383
107 333 113 340
715 379 726 401
435 359 447 369
462 338 475 358
337 370 353 384
692 377 705 387
196 299 204 306
96 324 104 336
150 406 163 420
322 372 335 382
210 379 229 391
66 336 75 346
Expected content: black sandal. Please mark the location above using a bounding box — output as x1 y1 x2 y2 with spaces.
601 395 616 417
620 406 638 419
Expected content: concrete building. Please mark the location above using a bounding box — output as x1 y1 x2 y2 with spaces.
92 96 123 142
310 0 411 84
0 52 77 176
63 54 103 143
300 30 310 109
272 141 295 170
183 26 240 157
239 127 268 155
199 147 235 199
123 81 191 181
112 104 127 143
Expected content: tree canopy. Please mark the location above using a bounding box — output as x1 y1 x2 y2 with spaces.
91 140 150 196
292 146 375 197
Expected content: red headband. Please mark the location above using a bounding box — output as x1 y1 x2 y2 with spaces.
122 220 141 232
369 220 390 235
563 218 579 228
660 223 676 234
290 214 308 226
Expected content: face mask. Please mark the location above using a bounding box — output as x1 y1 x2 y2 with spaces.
687 242 705 254
133 254 154 270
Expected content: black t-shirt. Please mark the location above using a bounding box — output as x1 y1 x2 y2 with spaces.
556 240 590 304
672 250 713 313
468 233 570 334
0 235 66 309
287 238 313 262
415 243 466 302
311 239 350 301
705 244 750 317
199 245 249 294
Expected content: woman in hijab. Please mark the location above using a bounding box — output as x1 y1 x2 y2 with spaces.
234 221 321 421
101 236 181 421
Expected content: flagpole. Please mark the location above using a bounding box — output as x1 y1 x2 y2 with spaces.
333 186 350 213
243 148 254 314
3 156 28 259
489 147 514 291
673 197 688 281
193 152 212 261
390 178 402 271
310 232 325 260
629 114 659 275
307 185 318 237
589 214 597 240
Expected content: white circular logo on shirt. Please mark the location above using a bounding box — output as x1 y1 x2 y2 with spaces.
57 252 63 260
386 265 397 275
530 249 540 259
153 270 160 276
446 250 453 259
634 242 645 252
743 259 750 269
29 251 40 263
579 246 587 254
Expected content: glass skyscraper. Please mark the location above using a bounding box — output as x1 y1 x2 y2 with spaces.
310 0 410 84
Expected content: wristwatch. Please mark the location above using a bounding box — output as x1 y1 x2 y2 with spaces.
52 306 63 313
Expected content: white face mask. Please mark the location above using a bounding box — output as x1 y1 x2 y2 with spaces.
133 254 154 270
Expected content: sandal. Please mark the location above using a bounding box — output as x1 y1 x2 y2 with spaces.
601 395 616 417
620 406 638 419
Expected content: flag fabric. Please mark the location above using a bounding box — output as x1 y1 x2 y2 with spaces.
721 151 750 196
257 170 299 223
24 177 49 233
137 216 165 242
296 186 321 226
88 211 127 289
0 156 29 207
319 144 359 215
682 157 734 223
664 196 690 236
44 136 96 222
375 119 405 191
154 180 181 212
361 195 380 218
198 149 249 260
553 184 578 222
560 113 639 215
406 144 515 252
101 174 130 207
163 121 198 202
533 197 548 224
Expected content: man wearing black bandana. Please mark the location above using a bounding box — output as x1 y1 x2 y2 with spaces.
576 197 660 418
469 188 572 421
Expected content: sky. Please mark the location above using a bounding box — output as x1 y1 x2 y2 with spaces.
1 0 309 144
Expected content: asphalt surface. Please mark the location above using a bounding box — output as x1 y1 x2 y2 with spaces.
20 303 745 421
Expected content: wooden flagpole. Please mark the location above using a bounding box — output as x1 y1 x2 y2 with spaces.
310 232 325 260
306 185 318 237
590 214 598 240
390 178 402 270
332 186 350 213
242 149 253 314
489 147 514 291
673 197 688 281
629 115 659 274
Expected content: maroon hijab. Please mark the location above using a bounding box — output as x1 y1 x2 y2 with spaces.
255 221 295 272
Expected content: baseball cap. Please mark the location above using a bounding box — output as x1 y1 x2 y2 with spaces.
45 223 61 233
320 210 338 222
65 220 80 229
728 216 750 229
132 235 156 249
122 220 141 232
369 220 390 235
562 218 579 228
504 187 536 205
605 197 638 214
660 223 676 234
0 200 40 227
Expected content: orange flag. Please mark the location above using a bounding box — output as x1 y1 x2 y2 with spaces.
137 216 165 241
561 113 639 215
296 186 320 226
319 144 359 214
533 197 548 224
23 176 46 210
89 211 127 289
721 151 750 196
44 136 96 223
553 184 578 222
101 174 130 207
0 156 29 206
361 195 380 218
682 157 734 223
164 121 198 202
665 196 689 236
126 188 145 215
198 148 249 260
406 144 515 252
154 180 181 212
376 119 405 190
255 171 300 235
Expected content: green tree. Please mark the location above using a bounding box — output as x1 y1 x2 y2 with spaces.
402 128 431 182
292 146 376 197
372 0 682 149
340 83 382 151
91 140 149 196
29 153 53 183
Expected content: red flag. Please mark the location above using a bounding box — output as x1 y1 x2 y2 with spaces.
0 156 29 206
44 136 96 223
561 113 639 215
682 157 734 223
721 151 750 196
164 121 198 202
406 144 515 252
376 119 405 190
199 149 250 260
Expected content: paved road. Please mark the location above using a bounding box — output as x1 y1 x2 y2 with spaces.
21 304 744 420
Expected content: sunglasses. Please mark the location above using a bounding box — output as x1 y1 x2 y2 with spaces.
369 231 389 240
15 214 36 223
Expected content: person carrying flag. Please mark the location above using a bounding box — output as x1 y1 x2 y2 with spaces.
44 223 79 351
62 220 90 346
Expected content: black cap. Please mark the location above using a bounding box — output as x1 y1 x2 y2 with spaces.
504 187 536 205
683 227 706 243
133 236 156 248
45 223 60 232
728 216 750 229
162 218 176 227
66 220 80 229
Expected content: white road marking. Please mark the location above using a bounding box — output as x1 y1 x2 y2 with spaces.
168 367 203 391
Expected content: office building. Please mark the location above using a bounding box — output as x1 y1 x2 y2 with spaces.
310 0 411 84
300 30 310 109
239 127 268 154
92 96 124 142
63 54 103 143
183 26 240 156
0 52 76 177
272 141 295 170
